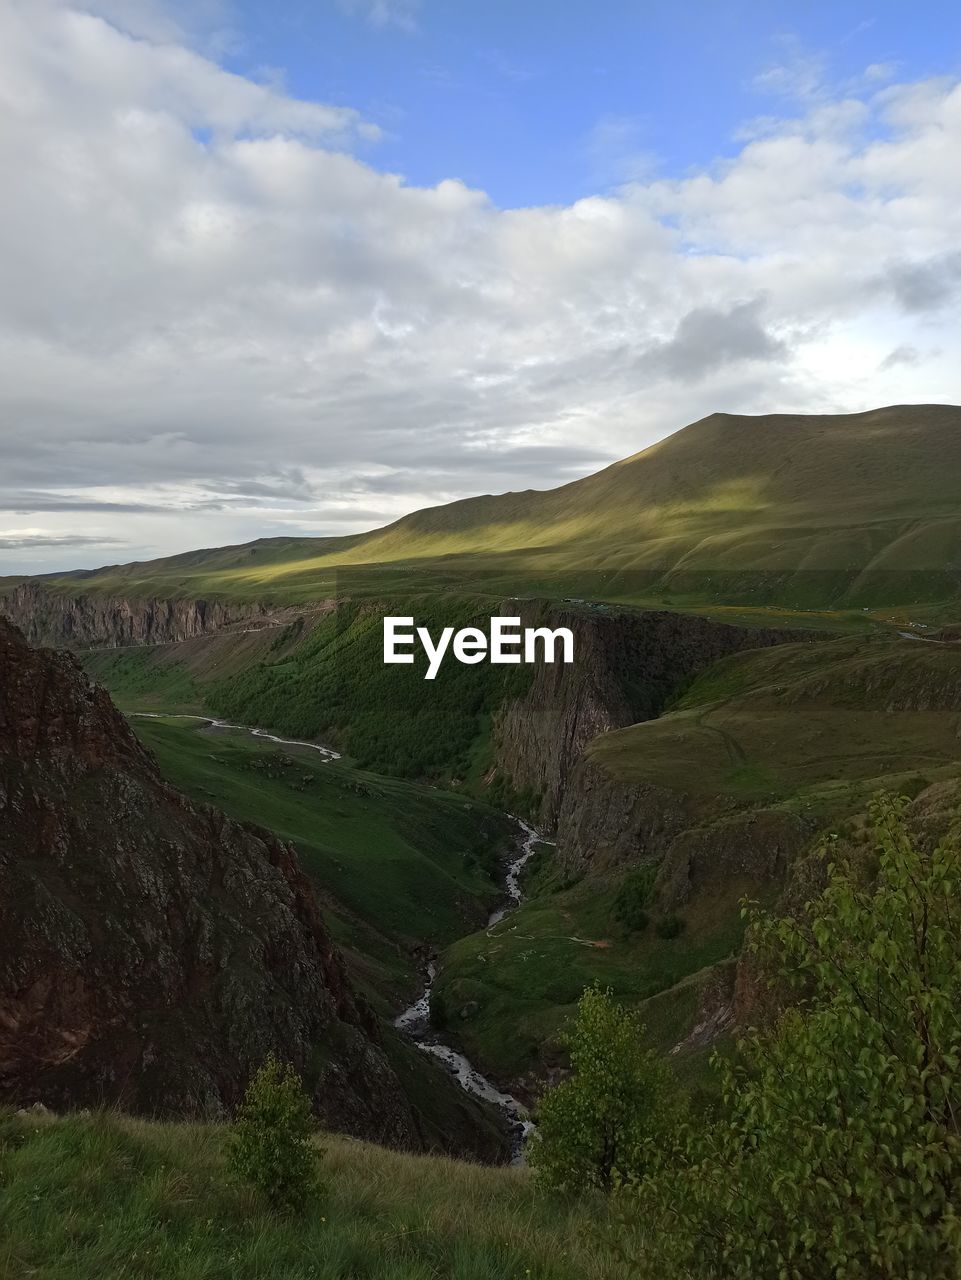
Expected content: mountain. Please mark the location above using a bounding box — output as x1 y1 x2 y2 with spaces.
20 403 961 610
0 618 506 1157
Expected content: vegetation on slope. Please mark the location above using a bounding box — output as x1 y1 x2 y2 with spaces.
0 1110 627 1280
5 795 958 1279
127 716 513 1006
532 795 961 1278
434 634 961 1085
590 633 961 812
433 848 754 1086
37 404 961 609
85 597 537 785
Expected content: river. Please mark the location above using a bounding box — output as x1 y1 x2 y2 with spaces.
129 712 341 759
130 710 543 1158
395 818 551 1161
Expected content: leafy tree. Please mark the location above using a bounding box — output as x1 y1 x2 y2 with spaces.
229 1055 320 1213
613 868 655 933
529 986 679 1192
631 793 961 1278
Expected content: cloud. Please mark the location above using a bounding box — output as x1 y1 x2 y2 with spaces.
0 2 960 572
884 252 961 313
640 300 787 381
338 0 421 31
583 114 657 190
0 531 122 550
878 344 922 371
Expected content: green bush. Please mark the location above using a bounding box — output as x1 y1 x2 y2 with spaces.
229 1055 320 1214
629 793 961 1278
528 986 679 1193
612 868 655 933
654 913 683 940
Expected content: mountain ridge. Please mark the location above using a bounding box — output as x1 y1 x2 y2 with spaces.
12 403 961 610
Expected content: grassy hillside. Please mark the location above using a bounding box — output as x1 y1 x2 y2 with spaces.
125 716 513 1008
84 596 538 786
591 633 961 811
37 404 961 609
0 1109 628 1280
433 634 961 1084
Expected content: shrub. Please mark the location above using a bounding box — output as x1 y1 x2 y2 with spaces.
529 986 679 1193
612 869 655 933
630 794 961 1278
654 914 683 940
229 1055 320 1213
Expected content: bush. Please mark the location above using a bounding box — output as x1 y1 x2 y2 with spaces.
629 794 961 1278
528 986 679 1193
612 869 655 933
230 1055 320 1213
654 914 683 940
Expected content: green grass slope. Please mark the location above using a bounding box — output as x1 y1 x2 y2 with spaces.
38 404 961 608
0 1110 628 1280
84 597 537 786
125 716 513 1008
591 633 961 812
433 634 961 1085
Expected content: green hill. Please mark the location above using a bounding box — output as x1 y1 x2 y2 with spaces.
0 1110 626 1280
432 634 961 1083
35 403 961 609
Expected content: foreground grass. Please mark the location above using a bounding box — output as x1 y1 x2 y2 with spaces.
0 1111 630 1280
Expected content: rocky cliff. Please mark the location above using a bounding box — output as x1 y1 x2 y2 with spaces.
554 755 814 906
0 619 502 1155
493 606 819 827
0 581 268 649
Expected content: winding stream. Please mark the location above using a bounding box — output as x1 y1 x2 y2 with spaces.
129 712 341 760
129 709 544 1159
395 819 552 1160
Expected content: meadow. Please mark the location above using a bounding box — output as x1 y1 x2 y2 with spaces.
0 1110 631 1280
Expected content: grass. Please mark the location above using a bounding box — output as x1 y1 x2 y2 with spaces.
31 404 961 611
84 598 537 786
590 634 961 810
127 717 513 1006
433 633 961 1085
0 1110 632 1280
433 861 759 1084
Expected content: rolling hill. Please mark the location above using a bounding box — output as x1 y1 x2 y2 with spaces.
26 403 961 610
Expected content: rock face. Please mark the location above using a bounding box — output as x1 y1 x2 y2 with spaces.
0 619 439 1147
554 756 814 906
0 582 266 649
494 606 818 827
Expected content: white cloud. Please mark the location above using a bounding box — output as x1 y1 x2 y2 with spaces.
0 0 959 572
338 0 422 32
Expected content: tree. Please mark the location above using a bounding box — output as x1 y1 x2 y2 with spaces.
633 793 961 1278
229 1054 320 1214
529 986 678 1192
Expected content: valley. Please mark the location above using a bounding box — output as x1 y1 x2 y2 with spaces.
14 569 961 1119
4 403 961 1233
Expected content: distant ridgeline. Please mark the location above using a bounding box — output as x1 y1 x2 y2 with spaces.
2 403 959 611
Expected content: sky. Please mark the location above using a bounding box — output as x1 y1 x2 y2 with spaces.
1 0 960 573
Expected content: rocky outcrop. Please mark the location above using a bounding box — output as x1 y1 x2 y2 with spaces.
552 760 710 877
0 619 504 1156
0 581 267 649
494 606 819 827
554 754 813 901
